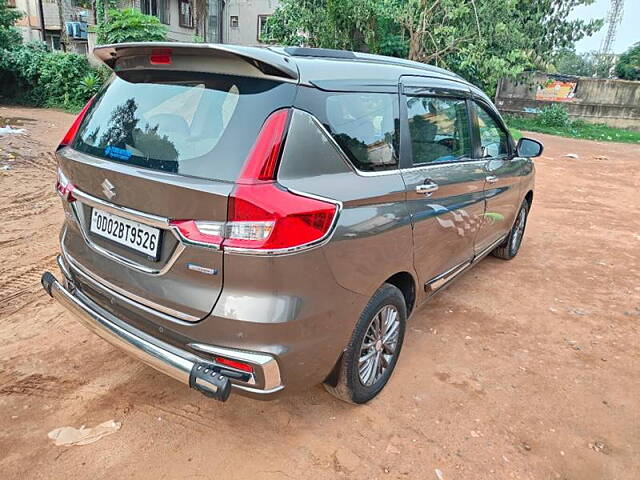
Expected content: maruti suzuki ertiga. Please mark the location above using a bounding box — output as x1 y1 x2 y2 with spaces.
42 44 542 403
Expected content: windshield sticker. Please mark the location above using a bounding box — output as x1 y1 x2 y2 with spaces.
104 145 132 161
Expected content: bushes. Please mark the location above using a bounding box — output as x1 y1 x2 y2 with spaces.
537 104 569 127
0 42 110 111
615 42 640 81
96 9 167 44
0 0 23 49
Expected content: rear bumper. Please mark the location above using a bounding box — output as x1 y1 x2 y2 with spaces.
41 267 284 401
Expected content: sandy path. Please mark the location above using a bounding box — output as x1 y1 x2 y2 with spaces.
0 105 638 480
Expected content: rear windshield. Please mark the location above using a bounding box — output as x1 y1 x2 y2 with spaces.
73 71 296 182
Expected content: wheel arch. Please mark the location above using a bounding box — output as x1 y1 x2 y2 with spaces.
524 190 533 207
384 271 416 316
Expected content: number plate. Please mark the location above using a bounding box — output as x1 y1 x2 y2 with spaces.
90 208 161 259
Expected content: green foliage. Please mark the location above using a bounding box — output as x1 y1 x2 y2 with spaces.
552 48 616 78
553 48 594 76
537 104 569 127
0 42 110 111
95 0 118 25
615 42 640 81
505 114 640 144
263 0 604 96
0 0 23 49
96 8 168 44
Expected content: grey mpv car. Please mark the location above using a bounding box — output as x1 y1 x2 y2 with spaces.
42 44 542 403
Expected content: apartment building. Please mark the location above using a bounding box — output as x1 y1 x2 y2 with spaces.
11 0 95 53
10 0 280 52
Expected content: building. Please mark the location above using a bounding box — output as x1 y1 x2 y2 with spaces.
222 0 278 45
10 0 280 52
11 0 95 53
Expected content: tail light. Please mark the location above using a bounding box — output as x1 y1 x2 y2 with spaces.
170 108 339 252
56 167 76 202
58 96 94 149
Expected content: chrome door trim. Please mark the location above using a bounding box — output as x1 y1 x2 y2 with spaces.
485 175 498 184
425 259 472 292
415 182 438 195
474 234 508 261
60 239 200 322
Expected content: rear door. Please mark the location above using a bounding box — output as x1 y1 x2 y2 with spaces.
399 77 486 292
470 99 523 254
58 65 296 321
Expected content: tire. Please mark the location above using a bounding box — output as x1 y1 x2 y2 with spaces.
492 200 529 260
324 283 407 404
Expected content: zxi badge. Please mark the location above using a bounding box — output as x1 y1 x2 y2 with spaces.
101 179 116 200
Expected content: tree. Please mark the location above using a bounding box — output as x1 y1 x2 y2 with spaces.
96 8 168 44
0 0 23 49
552 48 616 77
263 0 603 96
615 42 640 81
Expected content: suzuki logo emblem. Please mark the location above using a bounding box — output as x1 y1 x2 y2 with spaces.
102 179 116 200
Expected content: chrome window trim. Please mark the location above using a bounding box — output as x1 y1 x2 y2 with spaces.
61 239 201 322
307 112 487 177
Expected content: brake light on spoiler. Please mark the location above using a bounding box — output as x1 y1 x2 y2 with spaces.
170 109 339 253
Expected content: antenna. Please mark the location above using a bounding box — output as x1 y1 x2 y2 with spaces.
599 0 625 55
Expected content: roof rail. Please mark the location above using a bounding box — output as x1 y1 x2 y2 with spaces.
283 47 357 59
353 52 464 80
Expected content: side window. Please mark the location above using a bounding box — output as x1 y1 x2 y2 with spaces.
475 103 509 158
325 93 399 172
405 96 472 165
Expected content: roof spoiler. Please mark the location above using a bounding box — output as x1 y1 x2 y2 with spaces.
93 42 299 81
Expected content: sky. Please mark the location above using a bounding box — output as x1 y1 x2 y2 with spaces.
570 0 639 54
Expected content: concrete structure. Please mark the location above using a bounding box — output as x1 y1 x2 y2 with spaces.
495 72 640 131
222 0 278 45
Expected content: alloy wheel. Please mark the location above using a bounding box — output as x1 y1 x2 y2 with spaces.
358 305 400 387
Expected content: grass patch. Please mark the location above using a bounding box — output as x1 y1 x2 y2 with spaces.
509 127 523 141
505 115 640 144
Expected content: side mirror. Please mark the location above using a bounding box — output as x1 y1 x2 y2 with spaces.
516 137 543 158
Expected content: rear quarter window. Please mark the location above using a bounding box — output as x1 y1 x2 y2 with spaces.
295 88 399 172
73 71 296 182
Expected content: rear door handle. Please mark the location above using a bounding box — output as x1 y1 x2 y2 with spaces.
416 182 439 195
485 175 498 184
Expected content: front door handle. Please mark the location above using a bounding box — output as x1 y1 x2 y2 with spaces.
485 175 498 184
416 182 439 195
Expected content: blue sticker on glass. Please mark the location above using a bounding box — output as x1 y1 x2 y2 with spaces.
104 145 132 161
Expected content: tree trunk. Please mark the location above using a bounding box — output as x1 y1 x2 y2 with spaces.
57 0 68 51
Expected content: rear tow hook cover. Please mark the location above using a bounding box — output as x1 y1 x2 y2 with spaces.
189 363 231 402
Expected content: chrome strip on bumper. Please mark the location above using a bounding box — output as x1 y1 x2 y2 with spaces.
43 270 284 397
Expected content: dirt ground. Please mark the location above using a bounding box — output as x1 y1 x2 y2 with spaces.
0 105 638 480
